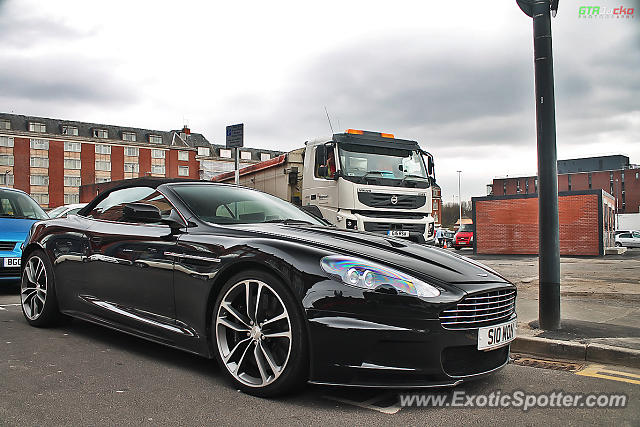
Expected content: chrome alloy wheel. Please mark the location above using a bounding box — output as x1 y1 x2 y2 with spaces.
216 279 292 388
21 256 48 320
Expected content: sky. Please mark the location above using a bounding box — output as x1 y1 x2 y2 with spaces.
0 0 638 202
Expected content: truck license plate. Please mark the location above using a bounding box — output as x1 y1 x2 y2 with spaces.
3 257 21 267
477 319 517 350
387 230 409 237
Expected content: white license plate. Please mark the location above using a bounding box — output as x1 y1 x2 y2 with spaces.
387 230 410 237
3 257 21 268
477 319 517 350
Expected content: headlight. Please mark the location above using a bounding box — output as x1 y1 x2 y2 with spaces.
320 255 440 297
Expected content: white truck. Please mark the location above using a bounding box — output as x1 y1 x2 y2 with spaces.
213 129 436 243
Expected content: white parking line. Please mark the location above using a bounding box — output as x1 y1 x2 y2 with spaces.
324 393 402 414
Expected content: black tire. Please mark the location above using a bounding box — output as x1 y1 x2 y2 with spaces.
615 242 622 247
454 247 461 251
20 249 62 327
212 269 308 397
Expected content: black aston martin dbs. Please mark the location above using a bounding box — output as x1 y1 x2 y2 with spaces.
20 179 517 396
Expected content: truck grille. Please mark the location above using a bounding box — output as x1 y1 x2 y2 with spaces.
0 241 17 251
440 289 516 330
363 222 426 234
357 192 426 209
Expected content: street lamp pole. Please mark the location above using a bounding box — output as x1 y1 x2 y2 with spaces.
457 170 462 228
517 0 561 330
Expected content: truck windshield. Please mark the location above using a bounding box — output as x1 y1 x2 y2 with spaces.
337 143 429 187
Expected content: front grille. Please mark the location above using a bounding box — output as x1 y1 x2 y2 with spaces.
442 345 509 377
0 241 17 251
440 289 516 329
0 267 21 278
357 192 426 209
363 222 426 234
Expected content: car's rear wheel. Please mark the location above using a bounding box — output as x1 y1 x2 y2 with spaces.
21 250 61 327
212 270 308 397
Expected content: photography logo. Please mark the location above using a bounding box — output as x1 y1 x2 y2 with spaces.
578 5 635 19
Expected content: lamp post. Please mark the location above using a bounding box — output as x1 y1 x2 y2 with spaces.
517 0 561 330
457 171 462 228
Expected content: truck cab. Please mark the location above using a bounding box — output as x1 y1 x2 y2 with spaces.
302 130 435 243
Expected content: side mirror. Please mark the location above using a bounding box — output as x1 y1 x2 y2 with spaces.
316 144 327 163
122 203 161 223
317 165 328 177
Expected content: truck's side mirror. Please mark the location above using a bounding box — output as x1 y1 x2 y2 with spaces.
316 144 327 163
317 165 328 177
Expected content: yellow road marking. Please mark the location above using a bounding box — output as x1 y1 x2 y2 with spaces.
576 364 640 385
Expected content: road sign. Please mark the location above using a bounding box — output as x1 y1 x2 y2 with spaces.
226 123 244 148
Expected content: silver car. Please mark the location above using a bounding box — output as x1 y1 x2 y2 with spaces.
615 231 640 248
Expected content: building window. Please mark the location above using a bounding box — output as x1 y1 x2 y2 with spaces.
260 153 271 161
178 150 189 161
124 162 139 173
0 119 10 130
95 144 111 155
64 193 80 204
534 178 538 193
62 125 78 136
64 141 81 152
30 175 49 186
0 173 14 185
151 149 165 159
178 166 189 176
240 151 252 160
95 177 110 184
149 134 163 144
567 174 572 191
636 172 639 180
516 179 521 193
0 136 14 147
30 139 49 150
125 147 139 156
525 179 529 194
30 157 48 168
219 148 232 158
63 158 81 169
93 129 108 139
95 160 111 171
588 173 592 189
0 154 15 166
432 199 438 210
29 122 46 133
64 176 81 187
503 181 506 195
31 193 49 205
151 165 165 174
122 132 136 142
197 147 210 156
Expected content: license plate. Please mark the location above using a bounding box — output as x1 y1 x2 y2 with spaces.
3 257 20 268
387 230 409 237
477 319 517 350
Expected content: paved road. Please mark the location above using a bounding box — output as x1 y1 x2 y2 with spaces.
1 299 638 426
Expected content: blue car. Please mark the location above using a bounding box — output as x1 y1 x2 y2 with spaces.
0 187 48 282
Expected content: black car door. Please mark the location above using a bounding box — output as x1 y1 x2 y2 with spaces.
82 187 178 336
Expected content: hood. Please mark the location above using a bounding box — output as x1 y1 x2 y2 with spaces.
0 218 38 245
233 223 509 288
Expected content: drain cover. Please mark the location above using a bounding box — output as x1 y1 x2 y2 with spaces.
511 354 583 371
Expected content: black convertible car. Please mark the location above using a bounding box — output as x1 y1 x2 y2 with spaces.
20 179 517 396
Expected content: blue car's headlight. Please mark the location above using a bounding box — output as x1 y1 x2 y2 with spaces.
320 255 440 298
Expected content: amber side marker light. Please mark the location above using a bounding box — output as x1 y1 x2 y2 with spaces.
380 133 394 138
346 129 364 135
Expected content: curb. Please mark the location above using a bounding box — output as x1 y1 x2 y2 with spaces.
511 336 640 369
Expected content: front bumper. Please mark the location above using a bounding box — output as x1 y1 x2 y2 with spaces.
306 309 513 388
0 245 23 282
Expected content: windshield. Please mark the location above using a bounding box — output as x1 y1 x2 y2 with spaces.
459 224 473 232
47 206 67 218
172 184 325 226
0 189 48 220
338 143 429 187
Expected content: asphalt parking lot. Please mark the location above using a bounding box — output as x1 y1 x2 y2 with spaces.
1 272 639 425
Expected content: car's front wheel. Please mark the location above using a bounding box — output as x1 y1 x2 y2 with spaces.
21 250 62 327
615 242 622 247
212 270 308 397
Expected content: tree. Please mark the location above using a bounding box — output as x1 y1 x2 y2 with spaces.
441 201 472 229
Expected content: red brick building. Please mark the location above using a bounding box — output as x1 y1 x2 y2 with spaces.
489 155 640 214
472 190 615 256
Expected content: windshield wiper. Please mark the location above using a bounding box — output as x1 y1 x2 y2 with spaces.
399 174 428 187
262 219 314 225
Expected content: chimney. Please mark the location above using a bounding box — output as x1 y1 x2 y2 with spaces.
182 125 191 135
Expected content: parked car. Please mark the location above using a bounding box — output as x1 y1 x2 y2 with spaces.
20 179 517 396
47 203 87 218
453 223 474 250
0 187 48 282
615 231 640 248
